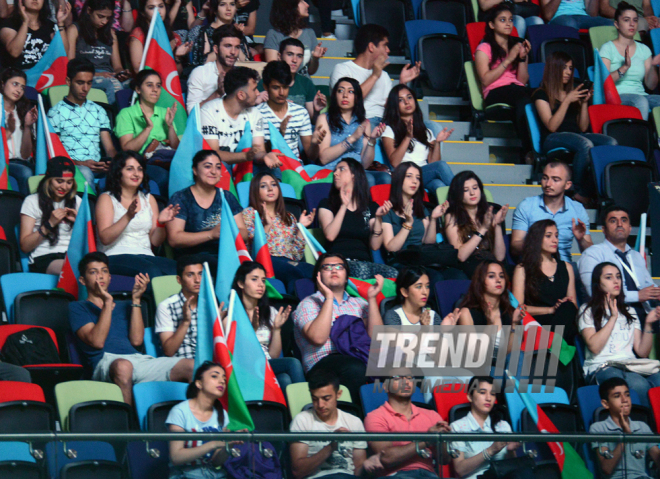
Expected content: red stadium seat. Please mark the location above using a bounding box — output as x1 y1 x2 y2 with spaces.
466 22 519 59
0 382 45 403
648 387 660 432
370 185 430 206
588 104 643 134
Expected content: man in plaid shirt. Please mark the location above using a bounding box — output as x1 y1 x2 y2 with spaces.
293 252 384 401
155 256 204 359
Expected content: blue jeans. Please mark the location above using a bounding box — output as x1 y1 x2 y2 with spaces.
108 254 177 279
365 170 392 188
549 14 613 29
271 357 305 393
93 75 131 106
512 14 544 38
422 161 454 194
542 132 617 197
271 256 315 295
618 93 660 121
587 367 660 408
8 159 33 196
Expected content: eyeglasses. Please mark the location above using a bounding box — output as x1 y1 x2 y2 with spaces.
321 263 346 271
391 376 414 381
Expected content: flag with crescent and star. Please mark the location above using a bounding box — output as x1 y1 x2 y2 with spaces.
25 27 68 92
137 12 187 134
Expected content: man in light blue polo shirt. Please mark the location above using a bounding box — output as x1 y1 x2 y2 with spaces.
511 162 592 263
541 0 613 28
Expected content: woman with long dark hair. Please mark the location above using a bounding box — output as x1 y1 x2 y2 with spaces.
382 84 455 194
128 0 191 74
579 262 660 407
19 157 80 275
242 171 315 292
67 0 130 105
384 265 459 326
166 361 234 478
314 77 388 187
532 51 616 205
0 0 71 69
263 0 326 76
167 150 246 271
512 219 578 341
96 151 178 278
458 260 523 355
318 158 398 279
2 67 37 196
231 261 305 391
475 4 532 162
445 171 507 279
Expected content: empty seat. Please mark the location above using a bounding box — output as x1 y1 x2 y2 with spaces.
602 118 654 160
0 272 58 323
126 440 169 479
134 381 187 431
360 0 408 55
46 441 117 479
421 0 472 38
588 104 643 134
434 280 470 317
0 190 24 253
0 239 16 275
60 460 123 479
55 381 126 431
604 161 653 226
147 400 182 433
527 24 580 62
417 33 468 96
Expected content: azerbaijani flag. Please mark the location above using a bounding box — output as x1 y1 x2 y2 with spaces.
169 105 204 197
232 123 254 184
35 97 91 194
509 292 576 366
195 263 254 430
511 375 593 479
593 49 621 106
227 290 286 405
268 123 333 198
25 27 68 92
347 277 396 307
252 210 275 278
137 12 187 134
57 183 97 299
0 97 10 190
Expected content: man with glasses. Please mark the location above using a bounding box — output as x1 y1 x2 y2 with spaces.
364 372 450 479
292 252 384 401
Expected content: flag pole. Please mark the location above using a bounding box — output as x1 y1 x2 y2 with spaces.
132 12 158 105
204 261 227 339
37 96 55 157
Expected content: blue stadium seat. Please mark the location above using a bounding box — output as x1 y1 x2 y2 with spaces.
360 383 428 416
590 145 646 197
134 382 187 430
302 183 332 228
143 327 163 358
46 441 116 478
269 278 286 295
434 280 470 318
505 385 569 431
116 89 133 111
1 272 58 322
404 20 457 63
294 278 315 302
0 442 37 462
527 24 580 62
577 384 641 431
237 181 250 208
127 440 169 479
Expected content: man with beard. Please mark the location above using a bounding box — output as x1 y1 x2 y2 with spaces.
510 161 592 262
186 24 242 112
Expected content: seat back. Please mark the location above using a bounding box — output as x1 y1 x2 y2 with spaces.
418 34 467 94
0 382 45 403
589 25 640 51
0 324 59 352
302 183 332 228
434 280 470 317
246 400 289 432
433 382 469 419
464 61 484 111
421 0 471 37
588 104 644 135
527 24 580 62
286 382 352 418
151 275 182 307
589 145 646 196
604 161 653 226
525 103 544 155
0 442 37 463
360 0 407 55
60 460 123 479
405 20 457 63
360 383 427 416
528 63 545 89
602 118 653 160
648 387 660 432
147 400 183 432
68 400 133 432
116 89 133 111
0 190 25 251
541 38 588 80
280 182 296 199
1 273 59 322
55 381 125 431
594 405 654 430
577 384 642 430
0 239 16 276
0 401 54 433
46 441 116 479
143 326 163 358
294 278 315 301
520 403 582 461
379 296 398 318
126 440 169 479
134 382 187 430
48 86 109 108
504 385 569 431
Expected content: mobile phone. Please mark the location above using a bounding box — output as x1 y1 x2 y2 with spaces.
510 36 525 44
581 80 593 90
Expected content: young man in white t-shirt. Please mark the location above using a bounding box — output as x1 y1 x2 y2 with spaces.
201 66 282 174
290 369 377 478
329 24 421 126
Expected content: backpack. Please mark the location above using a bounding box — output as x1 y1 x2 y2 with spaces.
330 314 371 365
224 441 282 479
1 328 60 366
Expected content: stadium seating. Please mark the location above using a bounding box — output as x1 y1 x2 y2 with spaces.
421 0 472 38
0 190 24 255
286 382 353 418
1 272 58 322
55 381 126 431
527 24 580 62
0 238 16 276
152 275 181 306
525 103 573 172
405 20 457 63
602 118 654 161
360 383 427 416
0 442 39 479
465 61 514 139
589 25 640 51
47 86 109 109
134 381 187 431
588 104 643 135
505 385 569 431
46 441 117 479
126 440 170 479
359 0 407 55
0 381 54 434
434 280 470 317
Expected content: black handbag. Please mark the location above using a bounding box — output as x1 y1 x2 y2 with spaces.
393 242 458 268
482 456 536 478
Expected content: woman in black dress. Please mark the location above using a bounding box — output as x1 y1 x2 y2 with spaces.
512 219 578 342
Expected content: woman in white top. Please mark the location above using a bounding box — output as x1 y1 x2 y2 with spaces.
382 84 454 194
2 67 38 196
579 261 660 407
96 150 178 278
19 157 81 275
383 265 459 326
230 260 305 392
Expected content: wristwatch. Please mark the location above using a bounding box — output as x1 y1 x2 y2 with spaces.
617 68 624 77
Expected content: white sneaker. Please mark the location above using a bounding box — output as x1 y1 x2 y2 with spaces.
321 34 337 40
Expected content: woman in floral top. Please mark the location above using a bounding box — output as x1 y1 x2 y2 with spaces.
243 171 316 293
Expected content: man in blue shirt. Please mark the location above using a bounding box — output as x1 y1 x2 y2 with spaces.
541 0 613 28
579 205 660 325
69 252 193 404
511 162 593 263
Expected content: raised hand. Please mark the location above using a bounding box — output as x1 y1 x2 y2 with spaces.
272 305 292 330
312 42 327 59
340 186 352 207
261 202 274 226
624 46 631 69
483 205 494 228
312 126 327 145
96 279 114 304
571 218 587 242
256 90 269 105
49 208 68 227
431 200 449 219
441 307 461 326
373 54 389 77
175 41 192 58
18 0 28 22
313 90 327 112
24 106 38 128
492 204 509 226
403 199 414 225
512 304 526 325
251 306 260 327
316 272 333 300
132 273 150 300
420 308 432 326
158 204 180 224
506 43 522 64
367 274 384 300
399 61 421 84
375 200 392 218
435 127 454 143
165 102 177 127
645 306 660 327
370 122 386 140
299 208 316 227
406 118 414 138
279 115 292 137
126 197 139 219
519 40 531 59
56 0 71 25
606 293 618 320
182 294 196 323
140 103 154 129
234 22 245 32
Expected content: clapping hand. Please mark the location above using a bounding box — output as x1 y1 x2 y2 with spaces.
606 292 618 319
174 41 192 58
312 42 327 59
165 102 178 127
375 200 392 218
400 61 422 84
132 273 150 301
431 200 449 219
299 209 316 227
435 127 454 143
158 204 180 224
313 90 327 112
126 197 139 219
25 106 38 128
441 308 461 326
420 308 432 326
279 115 291 137
492 204 509 226
272 306 292 330
571 218 587 242
403 199 414 225
367 274 384 301
312 126 327 145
